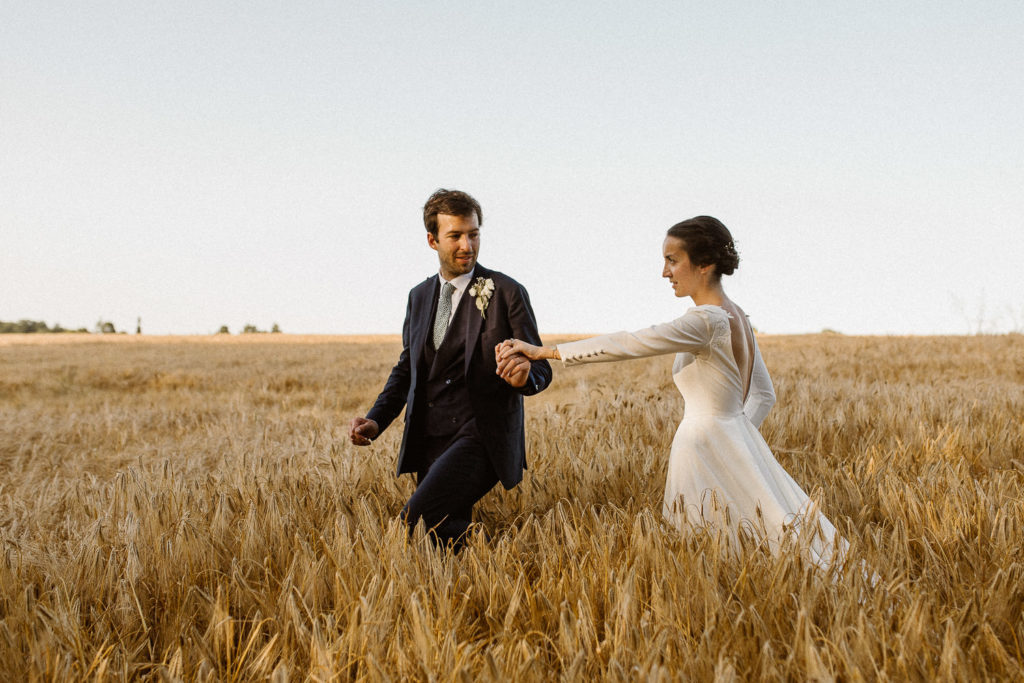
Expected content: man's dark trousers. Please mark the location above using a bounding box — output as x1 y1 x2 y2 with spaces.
402 421 497 548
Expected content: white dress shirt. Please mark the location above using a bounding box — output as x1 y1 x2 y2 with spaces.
438 269 475 326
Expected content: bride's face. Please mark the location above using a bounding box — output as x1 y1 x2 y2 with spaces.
662 236 706 298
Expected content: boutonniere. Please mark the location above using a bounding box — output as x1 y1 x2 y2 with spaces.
469 277 495 319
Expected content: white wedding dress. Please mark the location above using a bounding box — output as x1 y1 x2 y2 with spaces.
557 304 844 568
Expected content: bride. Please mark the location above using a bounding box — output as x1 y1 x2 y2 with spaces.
496 216 844 568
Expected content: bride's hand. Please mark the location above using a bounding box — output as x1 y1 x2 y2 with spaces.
497 338 548 362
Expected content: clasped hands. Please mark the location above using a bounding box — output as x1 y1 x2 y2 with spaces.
494 338 550 387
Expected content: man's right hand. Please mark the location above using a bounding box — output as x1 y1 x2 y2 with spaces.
349 417 379 446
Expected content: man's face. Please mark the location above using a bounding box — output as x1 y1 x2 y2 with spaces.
428 213 480 279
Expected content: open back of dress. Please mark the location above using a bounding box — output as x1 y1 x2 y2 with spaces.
722 300 755 404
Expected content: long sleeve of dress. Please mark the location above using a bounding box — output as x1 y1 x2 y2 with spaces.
742 342 776 428
556 310 711 365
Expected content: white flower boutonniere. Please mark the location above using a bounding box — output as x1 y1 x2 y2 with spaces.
469 277 495 319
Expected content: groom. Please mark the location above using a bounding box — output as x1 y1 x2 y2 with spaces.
349 188 551 549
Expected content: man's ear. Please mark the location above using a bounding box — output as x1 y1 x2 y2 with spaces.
426 232 438 250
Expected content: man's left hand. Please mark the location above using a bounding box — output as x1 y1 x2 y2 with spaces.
495 346 531 388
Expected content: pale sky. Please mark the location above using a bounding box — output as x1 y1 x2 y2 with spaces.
3 2 1022 336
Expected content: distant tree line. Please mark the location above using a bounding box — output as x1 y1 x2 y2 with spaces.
0 319 90 334
2 319 285 334
218 323 282 334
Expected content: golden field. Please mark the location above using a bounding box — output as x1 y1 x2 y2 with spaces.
1 332 1022 681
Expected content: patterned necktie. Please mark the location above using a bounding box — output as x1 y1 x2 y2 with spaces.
432 281 455 349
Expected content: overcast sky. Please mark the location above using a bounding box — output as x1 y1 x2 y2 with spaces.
3 1 1022 335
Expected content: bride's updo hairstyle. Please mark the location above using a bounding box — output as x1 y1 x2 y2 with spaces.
666 216 740 279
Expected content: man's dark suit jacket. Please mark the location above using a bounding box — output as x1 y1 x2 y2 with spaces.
365 264 551 489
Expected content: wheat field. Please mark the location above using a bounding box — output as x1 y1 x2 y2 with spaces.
0 332 1022 681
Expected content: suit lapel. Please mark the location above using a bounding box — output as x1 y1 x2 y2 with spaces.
410 276 437 367
463 266 487 375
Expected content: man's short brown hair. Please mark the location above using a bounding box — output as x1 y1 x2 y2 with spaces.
423 189 483 237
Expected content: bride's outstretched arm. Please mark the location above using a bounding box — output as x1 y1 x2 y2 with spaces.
496 309 712 369
552 312 712 366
